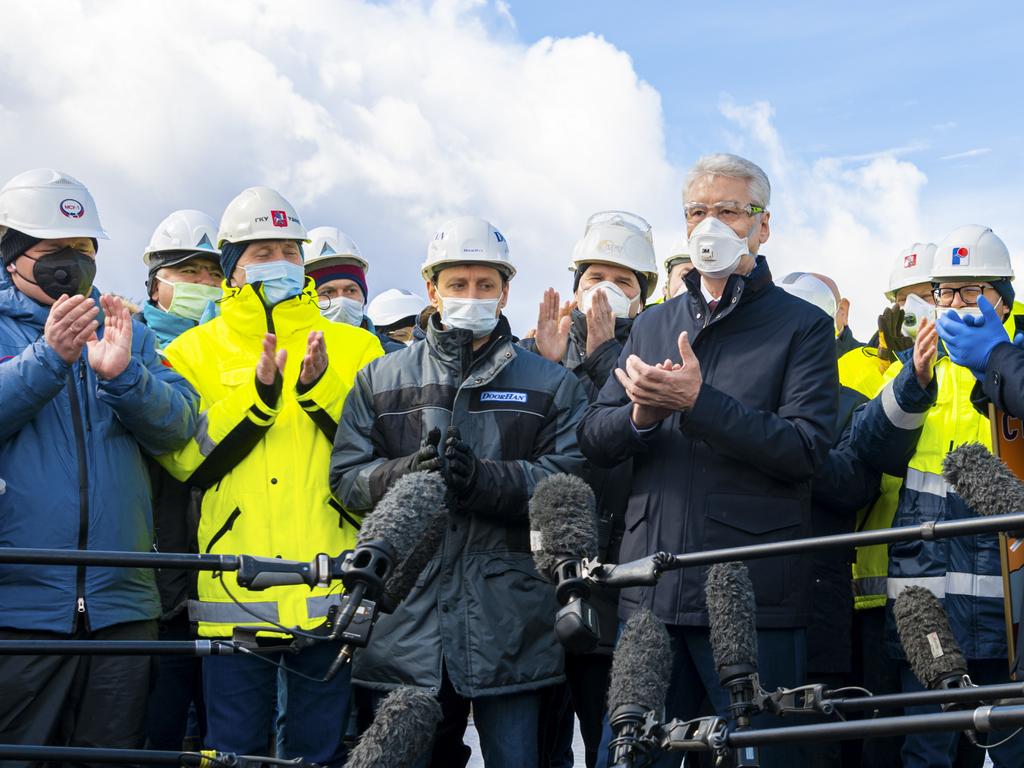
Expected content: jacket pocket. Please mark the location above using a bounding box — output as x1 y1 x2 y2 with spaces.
624 492 649 533
704 493 805 608
220 367 253 389
204 507 242 553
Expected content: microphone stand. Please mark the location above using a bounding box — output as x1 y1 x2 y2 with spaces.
0 744 318 767
586 513 1024 588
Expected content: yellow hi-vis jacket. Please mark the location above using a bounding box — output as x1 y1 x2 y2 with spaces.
839 345 899 610
157 279 384 637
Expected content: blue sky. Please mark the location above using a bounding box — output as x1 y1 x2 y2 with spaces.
511 1 1022 184
1 0 1019 335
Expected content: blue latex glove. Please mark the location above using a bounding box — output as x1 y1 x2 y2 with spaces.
1015 332 1024 349
935 295 1010 375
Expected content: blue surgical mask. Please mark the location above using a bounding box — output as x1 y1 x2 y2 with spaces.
243 260 306 305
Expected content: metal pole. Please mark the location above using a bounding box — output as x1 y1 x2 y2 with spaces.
0 744 193 765
0 640 243 656
726 705 1024 747
0 547 237 570
825 683 1024 713
671 513 1024 570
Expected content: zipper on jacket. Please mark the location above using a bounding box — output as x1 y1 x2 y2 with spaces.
66 366 91 632
205 507 243 553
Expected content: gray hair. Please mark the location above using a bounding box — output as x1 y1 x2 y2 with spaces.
683 153 771 209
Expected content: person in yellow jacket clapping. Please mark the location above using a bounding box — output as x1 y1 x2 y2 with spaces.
157 186 383 766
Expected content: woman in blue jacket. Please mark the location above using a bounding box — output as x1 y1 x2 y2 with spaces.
0 169 199 756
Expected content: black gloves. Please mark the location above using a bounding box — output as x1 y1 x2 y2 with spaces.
878 306 914 362
411 427 444 472
444 426 479 497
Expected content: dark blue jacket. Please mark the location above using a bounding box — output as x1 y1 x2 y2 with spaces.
578 258 839 628
0 273 200 632
982 342 1024 419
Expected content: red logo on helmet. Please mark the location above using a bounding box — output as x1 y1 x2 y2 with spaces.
904 253 917 268
60 199 85 219
271 210 288 228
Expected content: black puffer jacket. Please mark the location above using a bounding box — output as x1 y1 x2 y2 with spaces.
578 258 838 629
331 314 588 697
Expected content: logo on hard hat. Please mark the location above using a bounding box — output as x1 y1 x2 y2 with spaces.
59 199 84 219
951 246 970 266
271 210 289 228
904 253 917 268
598 239 622 256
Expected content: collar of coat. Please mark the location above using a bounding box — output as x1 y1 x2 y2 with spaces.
426 312 516 377
682 254 773 314
218 277 321 338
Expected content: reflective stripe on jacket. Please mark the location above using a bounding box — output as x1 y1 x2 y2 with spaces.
850 303 1024 658
839 345 898 611
157 279 383 637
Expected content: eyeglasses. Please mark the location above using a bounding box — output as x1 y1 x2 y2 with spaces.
683 201 765 224
932 285 989 306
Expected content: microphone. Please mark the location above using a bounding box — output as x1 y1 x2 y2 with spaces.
346 686 443 768
324 471 448 679
606 609 672 768
379 487 450 612
894 585 978 745
894 586 969 691
529 473 601 653
943 442 1024 522
706 562 761 734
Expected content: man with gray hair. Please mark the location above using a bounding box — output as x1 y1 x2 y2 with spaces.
580 153 838 767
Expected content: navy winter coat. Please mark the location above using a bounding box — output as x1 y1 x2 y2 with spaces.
578 258 838 628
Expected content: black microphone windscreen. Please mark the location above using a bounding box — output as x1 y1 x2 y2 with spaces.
346 686 443 768
358 471 448 561
706 562 758 673
894 585 968 689
943 442 1024 518
383 497 448 606
607 609 672 715
528 473 597 578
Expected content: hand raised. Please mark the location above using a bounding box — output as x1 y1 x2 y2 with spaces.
45 294 99 364
585 287 617 356
86 295 133 380
913 317 938 390
256 333 287 386
535 288 571 363
298 330 328 387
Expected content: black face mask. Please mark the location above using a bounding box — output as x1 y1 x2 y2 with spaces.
15 247 97 300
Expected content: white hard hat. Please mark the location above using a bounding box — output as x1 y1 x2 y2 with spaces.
0 168 108 242
569 210 658 299
421 216 515 281
367 288 426 328
216 186 308 248
143 209 221 268
887 243 936 299
930 225 1014 282
778 272 838 318
304 226 369 272
664 238 691 273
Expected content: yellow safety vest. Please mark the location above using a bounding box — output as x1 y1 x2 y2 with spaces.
157 279 384 637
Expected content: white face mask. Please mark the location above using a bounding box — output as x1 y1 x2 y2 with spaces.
901 293 935 338
440 296 501 338
936 297 1002 322
579 281 636 318
320 296 364 326
687 216 752 280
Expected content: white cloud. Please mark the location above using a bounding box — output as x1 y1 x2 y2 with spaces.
717 97 930 337
0 0 679 332
0 1 1017 344
940 147 992 161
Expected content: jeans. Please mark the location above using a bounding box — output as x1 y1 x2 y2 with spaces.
900 659 1024 768
145 613 206 750
362 664 544 768
596 624 806 768
202 640 353 767
539 652 612 768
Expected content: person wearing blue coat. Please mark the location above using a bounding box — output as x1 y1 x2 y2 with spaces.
0 169 199 758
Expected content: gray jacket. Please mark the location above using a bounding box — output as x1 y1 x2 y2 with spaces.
331 314 589 697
